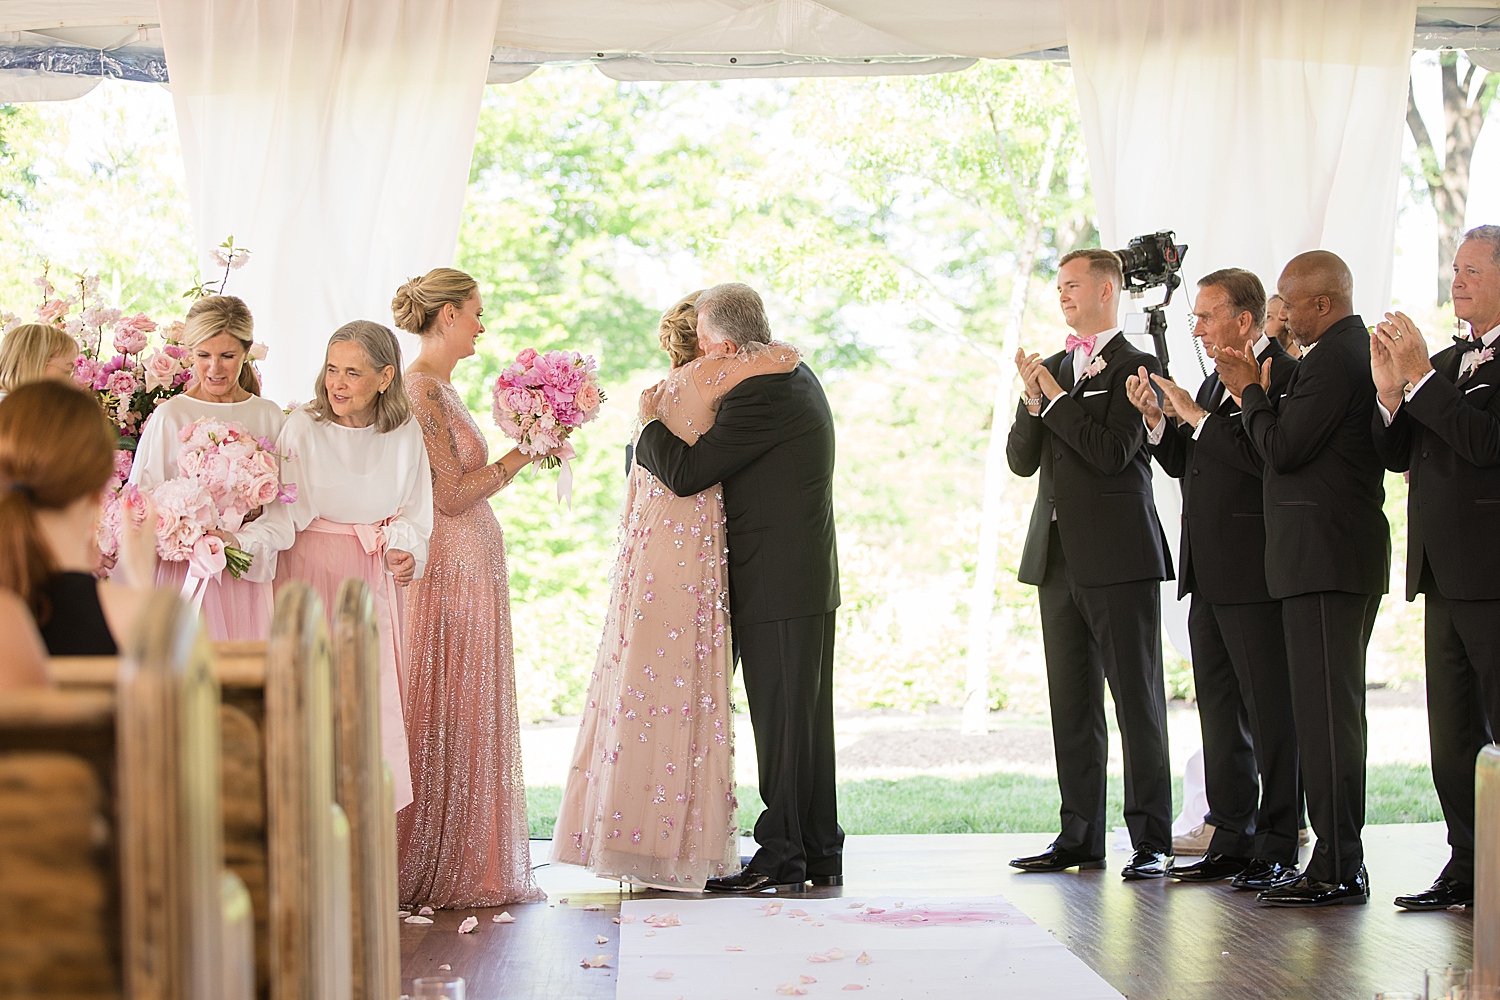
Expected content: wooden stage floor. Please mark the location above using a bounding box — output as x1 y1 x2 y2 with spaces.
399 824 1472 1000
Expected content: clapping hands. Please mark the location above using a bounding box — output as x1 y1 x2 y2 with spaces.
1214 340 1270 404
1014 349 1062 415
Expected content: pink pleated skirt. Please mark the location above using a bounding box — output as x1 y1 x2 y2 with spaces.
155 559 274 642
275 529 415 812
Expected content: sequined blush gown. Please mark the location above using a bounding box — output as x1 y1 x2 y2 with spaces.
551 343 801 890
396 371 544 908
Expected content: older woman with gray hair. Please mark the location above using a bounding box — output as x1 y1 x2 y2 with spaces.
274 319 433 812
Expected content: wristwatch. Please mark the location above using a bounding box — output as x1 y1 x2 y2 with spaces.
1023 394 1043 408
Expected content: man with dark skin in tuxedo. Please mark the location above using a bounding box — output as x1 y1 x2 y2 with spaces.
1215 250 1390 908
1372 225 1500 911
1125 268 1302 891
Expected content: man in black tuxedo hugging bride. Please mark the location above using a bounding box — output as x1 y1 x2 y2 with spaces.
635 282 843 893
1006 248 1177 880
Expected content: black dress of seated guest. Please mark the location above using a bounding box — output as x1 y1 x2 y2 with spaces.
36 571 118 655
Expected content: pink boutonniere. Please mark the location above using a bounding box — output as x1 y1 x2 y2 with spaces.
1461 347 1495 376
1081 355 1108 381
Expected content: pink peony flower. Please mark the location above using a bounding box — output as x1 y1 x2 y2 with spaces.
576 381 602 414
111 317 152 356
105 369 138 399
74 355 104 390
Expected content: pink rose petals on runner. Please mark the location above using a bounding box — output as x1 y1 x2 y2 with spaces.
596 935 609 945
581 955 610 969
725 945 744 951
644 913 680 928
776 986 809 996
403 915 433 925
581 904 604 911
493 912 514 924
843 986 865 991
856 951 873 964
457 916 478 934
651 970 674 981
418 906 435 916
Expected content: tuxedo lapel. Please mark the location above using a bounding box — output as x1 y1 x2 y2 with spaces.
1071 335 1125 397
1439 345 1463 385
1055 352 1076 395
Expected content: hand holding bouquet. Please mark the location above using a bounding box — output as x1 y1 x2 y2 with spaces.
491 348 604 504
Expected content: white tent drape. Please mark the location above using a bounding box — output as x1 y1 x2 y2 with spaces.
157 0 504 401
1064 0 1416 659
1065 0 1417 383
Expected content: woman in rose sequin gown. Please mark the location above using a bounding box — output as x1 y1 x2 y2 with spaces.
393 268 548 908
551 292 800 890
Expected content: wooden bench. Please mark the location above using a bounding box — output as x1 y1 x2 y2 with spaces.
0 590 254 999
47 581 400 1000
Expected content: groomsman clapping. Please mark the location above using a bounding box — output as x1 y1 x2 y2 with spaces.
1372 225 1500 912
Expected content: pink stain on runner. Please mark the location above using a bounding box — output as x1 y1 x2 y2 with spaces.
832 907 1029 928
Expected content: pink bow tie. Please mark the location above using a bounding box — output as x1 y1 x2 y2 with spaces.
1065 333 1098 355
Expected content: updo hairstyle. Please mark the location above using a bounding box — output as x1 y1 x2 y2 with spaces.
0 381 116 616
181 295 260 396
659 290 705 368
391 267 479 335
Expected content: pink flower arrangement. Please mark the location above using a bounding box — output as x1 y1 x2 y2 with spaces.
175 417 288 533
149 477 232 578
491 348 605 465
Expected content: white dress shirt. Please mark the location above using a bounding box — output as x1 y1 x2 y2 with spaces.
1041 327 1120 418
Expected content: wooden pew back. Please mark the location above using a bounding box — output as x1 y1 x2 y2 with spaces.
1476 744 1500 989
330 579 400 1000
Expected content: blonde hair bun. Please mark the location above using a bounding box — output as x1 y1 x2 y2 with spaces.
391 268 477 335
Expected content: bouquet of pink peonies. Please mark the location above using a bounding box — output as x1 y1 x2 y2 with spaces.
168 417 295 578
149 477 239 580
490 348 604 467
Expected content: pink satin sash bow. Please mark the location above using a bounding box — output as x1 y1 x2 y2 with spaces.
305 515 406 693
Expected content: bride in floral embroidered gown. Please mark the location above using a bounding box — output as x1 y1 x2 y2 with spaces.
551 292 800 890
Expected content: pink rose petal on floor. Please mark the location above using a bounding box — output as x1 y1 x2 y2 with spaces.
843 985 865 991
800 975 817 984
807 955 829 963
651 970 674 981
825 949 846 961
596 935 609 945
398 910 410 919
814 922 825 927
582 904 604 911
776 985 810 996
645 931 656 938
418 906 435 916
457 916 478 934
494 912 515 924
865 908 885 914
404 916 433 925
726 945 744 951
847 903 863 908
580 955 610 968
895 902 903 908
789 909 808 917
761 902 783 915
856 952 873 965
438 965 451 971
619 915 636 924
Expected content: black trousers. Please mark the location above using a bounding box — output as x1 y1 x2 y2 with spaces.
1037 523 1172 856
735 611 843 882
1424 591 1500 885
1281 591 1381 883
1188 596 1301 864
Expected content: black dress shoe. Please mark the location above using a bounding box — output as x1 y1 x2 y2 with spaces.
1168 853 1251 883
1121 847 1172 880
1009 844 1107 873
1258 866 1370 907
1231 859 1301 891
705 870 807 894
810 875 843 887
1394 877 1472 911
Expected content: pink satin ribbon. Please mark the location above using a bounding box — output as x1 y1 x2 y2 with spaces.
305 515 406 694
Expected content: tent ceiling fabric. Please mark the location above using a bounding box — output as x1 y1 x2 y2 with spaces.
1 1 1495 97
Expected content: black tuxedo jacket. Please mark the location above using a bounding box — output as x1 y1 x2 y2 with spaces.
634 362 840 627
1006 333 1173 588
1239 315 1390 599
1151 339 1298 604
1372 338 1500 601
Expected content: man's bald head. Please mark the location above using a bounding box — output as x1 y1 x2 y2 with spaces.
1276 250 1355 346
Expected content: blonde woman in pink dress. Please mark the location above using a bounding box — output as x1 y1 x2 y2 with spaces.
392 268 547 908
275 320 432 812
129 296 293 640
551 292 800 890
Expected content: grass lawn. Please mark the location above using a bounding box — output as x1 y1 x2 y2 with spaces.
526 764 1441 839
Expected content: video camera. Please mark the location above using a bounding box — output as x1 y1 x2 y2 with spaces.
1114 231 1187 376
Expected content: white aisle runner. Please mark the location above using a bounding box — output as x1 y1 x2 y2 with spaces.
616 895 1123 999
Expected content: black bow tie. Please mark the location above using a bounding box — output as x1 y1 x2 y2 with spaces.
1455 335 1490 354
